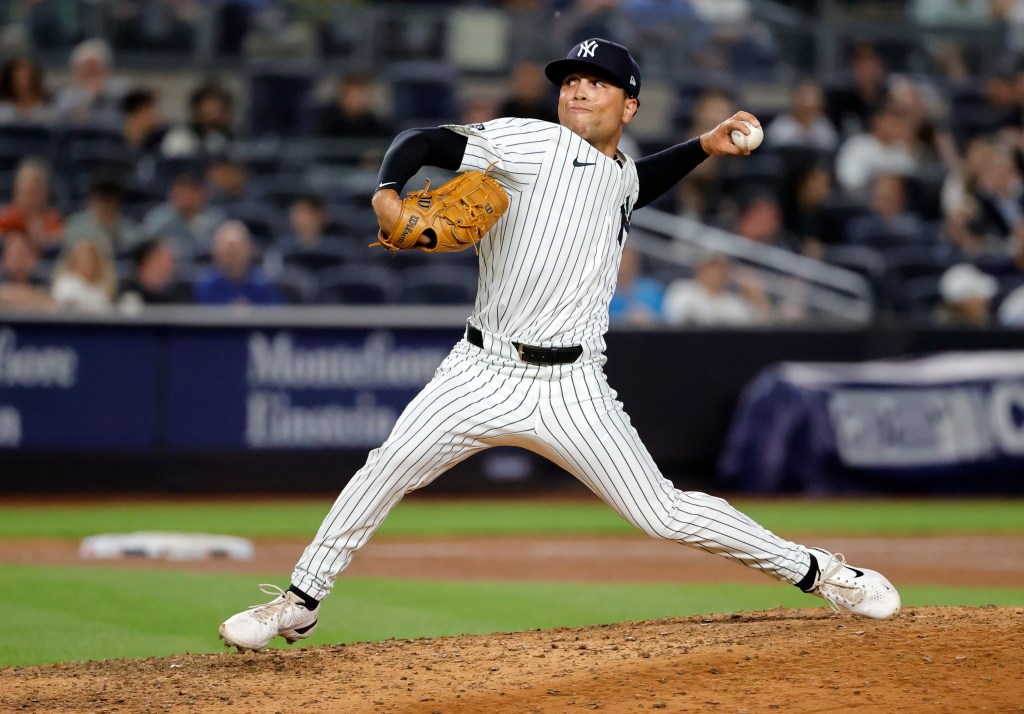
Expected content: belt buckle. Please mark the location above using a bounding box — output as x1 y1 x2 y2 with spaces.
516 342 525 361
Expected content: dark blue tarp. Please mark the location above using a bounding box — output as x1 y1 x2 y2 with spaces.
719 352 1024 494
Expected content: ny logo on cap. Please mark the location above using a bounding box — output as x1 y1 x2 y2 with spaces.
577 40 598 58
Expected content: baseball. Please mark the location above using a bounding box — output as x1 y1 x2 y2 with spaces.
731 121 764 152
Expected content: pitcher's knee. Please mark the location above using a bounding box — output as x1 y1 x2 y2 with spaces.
630 509 686 541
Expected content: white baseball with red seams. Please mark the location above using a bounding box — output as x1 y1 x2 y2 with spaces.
731 120 764 151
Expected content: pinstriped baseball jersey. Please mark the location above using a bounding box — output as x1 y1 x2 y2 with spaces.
220 38 902 645
288 118 816 604
443 118 637 349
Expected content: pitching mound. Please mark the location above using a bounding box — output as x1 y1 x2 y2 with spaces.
4 606 1020 713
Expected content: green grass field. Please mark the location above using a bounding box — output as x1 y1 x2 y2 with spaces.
0 497 1020 539
0 498 1022 667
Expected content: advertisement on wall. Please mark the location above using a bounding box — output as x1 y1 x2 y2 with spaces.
165 328 456 449
0 326 159 450
0 325 459 452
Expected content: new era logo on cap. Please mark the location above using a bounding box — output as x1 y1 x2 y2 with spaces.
545 38 642 99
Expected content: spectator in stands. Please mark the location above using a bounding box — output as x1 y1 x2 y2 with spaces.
118 238 191 307
161 81 236 158
609 242 664 325
0 56 51 125
941 196 992 257
766 78 838 152
780 162 834 255
205 151 282 244
52 39 126 127
206 153 253 206
826 41 888 137
0 157 64 253
141 171 226 260
942 135 995 221
64 173 143 253
887 75 958 177
972 147 1024 244
50 240 117 312
663 253 771 326
983 67 1024 132
194 220 282 306
732 193 799 251
834 103 918 195
675 87 734 220
120 88 166 161
933 262 996 326
845 173 927 246
0 230 53 309
316 71 393 139
498 62 558 124
280 193 330 252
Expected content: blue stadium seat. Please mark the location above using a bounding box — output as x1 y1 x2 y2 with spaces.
396 264 478 305
317 263 399 304
279 239 351 273
275 265 320 305
388 61 459 126
246 66 317 138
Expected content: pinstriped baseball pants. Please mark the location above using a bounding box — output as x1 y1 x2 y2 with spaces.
291 333 812 600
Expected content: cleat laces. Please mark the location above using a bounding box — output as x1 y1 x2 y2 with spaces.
248 583 302 623
814 552 866 612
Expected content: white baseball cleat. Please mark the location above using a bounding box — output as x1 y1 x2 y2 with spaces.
806 548 901 619
218 584 318 652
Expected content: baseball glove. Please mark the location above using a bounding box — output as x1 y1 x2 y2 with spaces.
371 167 509 253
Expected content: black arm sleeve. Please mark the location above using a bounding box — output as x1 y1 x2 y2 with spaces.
375 127 469 194
634 138 709 209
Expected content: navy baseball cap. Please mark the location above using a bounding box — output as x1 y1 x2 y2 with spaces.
544 38 641 99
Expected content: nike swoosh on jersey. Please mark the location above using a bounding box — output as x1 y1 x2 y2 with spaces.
572 159 596 167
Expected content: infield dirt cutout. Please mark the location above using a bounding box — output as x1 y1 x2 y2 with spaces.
2 534 1023 712
3 606 1022 713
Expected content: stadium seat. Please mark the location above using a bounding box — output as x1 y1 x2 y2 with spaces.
279 239 351 273
822 244 887 296
275 265 320 305
880 244 964 312
388 61 459 126
899 274 943 322
222 202 288 247
246 66 317 138
396 264 478 305
317 263 399 304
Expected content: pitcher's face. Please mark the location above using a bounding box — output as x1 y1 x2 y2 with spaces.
557 72 636 156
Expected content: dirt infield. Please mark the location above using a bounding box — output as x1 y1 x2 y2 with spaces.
3 533 1022 712
4 606 1021 713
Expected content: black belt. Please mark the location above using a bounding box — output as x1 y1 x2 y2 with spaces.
466 324 583 365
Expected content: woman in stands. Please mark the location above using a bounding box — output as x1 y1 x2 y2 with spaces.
0 56 51 125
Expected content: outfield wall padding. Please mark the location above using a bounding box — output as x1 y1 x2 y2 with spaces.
1 308 1023 493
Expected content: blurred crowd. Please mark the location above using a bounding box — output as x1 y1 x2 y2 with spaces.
0 1 1023 329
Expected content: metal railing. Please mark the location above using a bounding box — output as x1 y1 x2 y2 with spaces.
630 207 875 325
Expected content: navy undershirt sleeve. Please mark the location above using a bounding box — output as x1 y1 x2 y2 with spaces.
376 128 468 194
634 137 709 209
